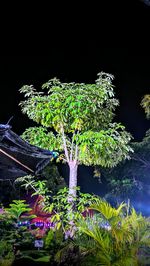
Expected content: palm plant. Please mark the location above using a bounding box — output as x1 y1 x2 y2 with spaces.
77 199 150 265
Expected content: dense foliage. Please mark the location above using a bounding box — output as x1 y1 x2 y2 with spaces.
19 72 133 200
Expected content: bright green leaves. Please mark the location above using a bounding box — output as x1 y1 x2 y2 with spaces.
19 73 119 134
76 123 133 166
19 72 132 169
89 200 126 221
5 200 32 223
43 187 99 234
21 126 72 163
21 126 63 152
77 199 150 265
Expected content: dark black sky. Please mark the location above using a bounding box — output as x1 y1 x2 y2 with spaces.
0 0 150 142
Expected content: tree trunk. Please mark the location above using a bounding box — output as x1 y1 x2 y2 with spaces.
65 160 78 239
68 160 78 202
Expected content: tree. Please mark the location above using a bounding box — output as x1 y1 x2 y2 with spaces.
97 93 150 212
99 132 150 205
19 72 133 201
141 94 150 119
97 129 150 212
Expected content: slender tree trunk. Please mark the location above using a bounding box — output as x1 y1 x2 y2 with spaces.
65 160 78 239
68 160 78 202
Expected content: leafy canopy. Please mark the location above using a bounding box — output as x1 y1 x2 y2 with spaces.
19 72 133 167
141 94 150 119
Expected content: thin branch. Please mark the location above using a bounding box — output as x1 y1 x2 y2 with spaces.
22 179 37 192
70 131 75 161
75 131 79 161
28 183 37 192
59 155 68 163
61 124 70 163
62 158 68 163
132 154 150 167
75 144 78 161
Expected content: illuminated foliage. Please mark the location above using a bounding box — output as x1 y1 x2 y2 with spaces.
141 94 150 119
77 199 150 265
19 72 133 199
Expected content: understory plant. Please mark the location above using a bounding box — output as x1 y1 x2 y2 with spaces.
0 240 14 266
16 175 99 239
76 199 150 265
0 200 35 256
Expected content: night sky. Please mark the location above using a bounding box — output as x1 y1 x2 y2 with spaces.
0 1 150 195
0 0 150 141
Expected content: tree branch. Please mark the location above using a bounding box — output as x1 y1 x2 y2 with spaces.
59 155 68 163
74 131 79 161
75 144 78 161
132 154 150 168
70 131 75 161
61 124 70 163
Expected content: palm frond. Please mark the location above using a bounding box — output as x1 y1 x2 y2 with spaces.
90 199 126 221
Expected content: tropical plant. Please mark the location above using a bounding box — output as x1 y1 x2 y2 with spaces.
4 200 34 224
77 199 150 265
19 72 133 203
15 177 99 239
44 187 98 238
0 200 36 264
